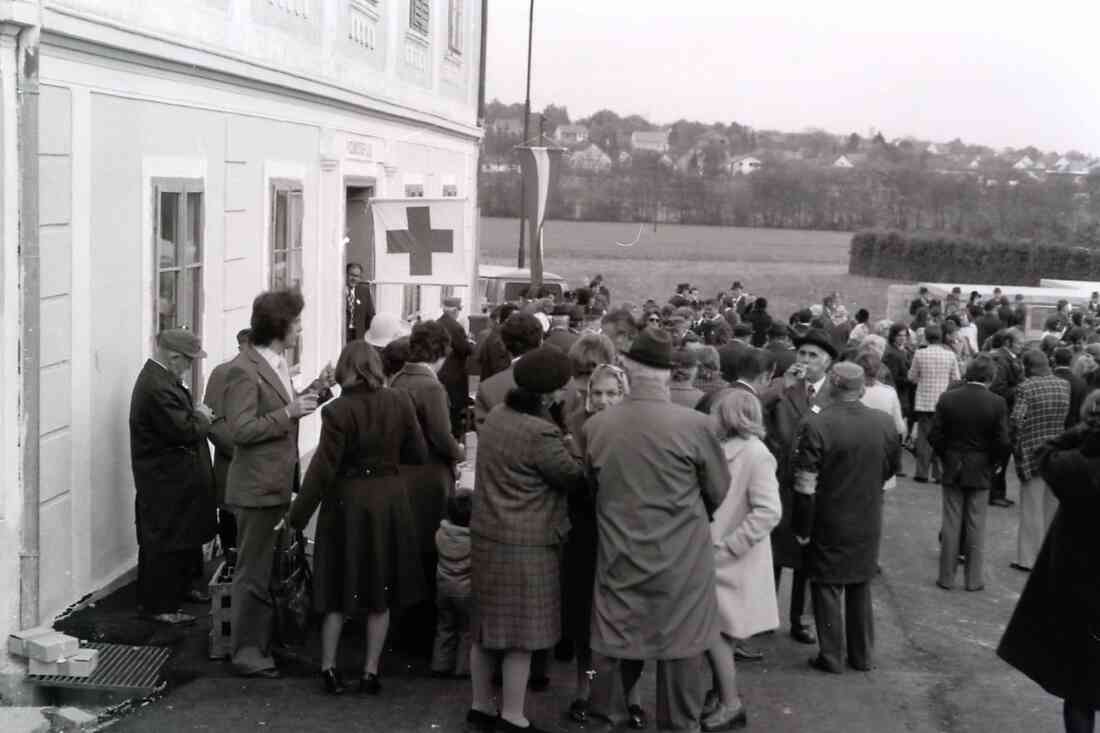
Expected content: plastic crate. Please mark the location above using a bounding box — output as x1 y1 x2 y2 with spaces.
208 561 234 660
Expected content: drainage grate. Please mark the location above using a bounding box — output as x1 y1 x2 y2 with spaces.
26 642 172 694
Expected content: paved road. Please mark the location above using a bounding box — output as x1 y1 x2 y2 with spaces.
105 453 1059 732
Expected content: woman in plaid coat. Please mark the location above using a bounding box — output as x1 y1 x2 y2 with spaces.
467 346 586 733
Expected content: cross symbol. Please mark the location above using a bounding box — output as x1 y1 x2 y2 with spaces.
386 206 453 277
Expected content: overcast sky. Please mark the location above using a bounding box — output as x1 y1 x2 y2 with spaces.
485 1 1100 156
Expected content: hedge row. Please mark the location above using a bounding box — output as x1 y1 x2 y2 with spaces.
848 230 1100 285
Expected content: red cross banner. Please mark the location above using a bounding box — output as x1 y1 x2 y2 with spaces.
517 146 564 288
370 198 468 285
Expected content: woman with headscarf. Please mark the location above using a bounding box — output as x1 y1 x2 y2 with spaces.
467 347 586 733
288 342 428 695
562 364 640 726
998 391 1100 733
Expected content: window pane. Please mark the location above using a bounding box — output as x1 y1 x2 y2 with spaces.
158 191 180 268
158 270 178 333
185 192 203 265
271 251 287 290
178 266 198 331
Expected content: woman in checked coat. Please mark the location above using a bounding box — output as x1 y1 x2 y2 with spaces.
466 346 586 733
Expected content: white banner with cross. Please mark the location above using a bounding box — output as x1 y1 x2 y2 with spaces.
370 198 468 286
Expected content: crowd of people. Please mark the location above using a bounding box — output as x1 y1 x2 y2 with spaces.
125 270 1100 733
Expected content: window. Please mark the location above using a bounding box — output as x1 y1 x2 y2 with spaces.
405 183 425 198
270 181 305 373
409 0 430 36
447 0 463 55
402 284 422 321
441 174 458 197
154 180 204 389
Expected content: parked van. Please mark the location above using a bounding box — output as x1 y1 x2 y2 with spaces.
477 265 569 312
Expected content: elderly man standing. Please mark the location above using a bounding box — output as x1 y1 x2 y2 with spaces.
1010 350 1071 572
907 325 961 484
585 328 731 731
129 329 217 625
793 363 901 674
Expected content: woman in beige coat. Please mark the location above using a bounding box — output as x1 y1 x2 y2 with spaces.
702 389 782 731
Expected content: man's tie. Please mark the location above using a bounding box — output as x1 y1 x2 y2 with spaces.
806 383 815 401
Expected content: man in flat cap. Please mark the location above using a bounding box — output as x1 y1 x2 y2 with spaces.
585 327 731 731
438 296 474 438
129 328 218 625
791 361 900 674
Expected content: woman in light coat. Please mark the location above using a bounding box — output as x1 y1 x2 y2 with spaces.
703 389 782 731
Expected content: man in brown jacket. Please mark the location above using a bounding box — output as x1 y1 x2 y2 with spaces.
223 291 333 677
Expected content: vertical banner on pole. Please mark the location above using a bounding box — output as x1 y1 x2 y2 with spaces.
516 146 563 290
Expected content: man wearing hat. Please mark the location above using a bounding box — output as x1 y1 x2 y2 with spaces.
439 296 474 438
129 328 218 625
763 327 838 646
791 362 901 673
585 327 731 731
545 304 581 354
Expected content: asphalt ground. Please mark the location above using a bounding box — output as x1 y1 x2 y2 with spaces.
97 452 1059 732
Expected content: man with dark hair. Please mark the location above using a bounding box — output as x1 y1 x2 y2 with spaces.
928 355 1011 591
129 329 217 625
476 303 518 381
600 308 639 356
746 297 773 348
716 323 754 384
694 299 732 346
909 286 931 317
345 261 375 343
224 290 335 678
793 362 900 674
546 304 581 354
976 301 1004 352
438 297 473 438
695 347 772 415
473 312 543 428
989 329 1025 506
1052 347 1089 428
908 325 961 484
764 321 797 379
203 328 252 567
1010 350 1070 572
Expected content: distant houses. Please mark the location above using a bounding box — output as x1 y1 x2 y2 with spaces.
569 142 612 172
631 130 670 153
833 153 868 168
555 124 588 145
729 155 763 175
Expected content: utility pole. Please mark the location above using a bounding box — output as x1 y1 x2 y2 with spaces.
516 0 535 269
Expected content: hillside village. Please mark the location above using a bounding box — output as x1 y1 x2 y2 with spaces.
478 100 1100 241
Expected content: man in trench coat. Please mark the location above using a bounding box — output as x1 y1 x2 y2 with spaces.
584 328 731 731
792 362 901 674
129 329 217 624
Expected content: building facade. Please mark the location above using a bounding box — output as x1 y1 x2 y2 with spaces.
0 0 484 693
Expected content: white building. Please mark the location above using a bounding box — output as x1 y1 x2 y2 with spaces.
554 124 588 146
630 130 670 154
729 155 762 175
0 0 485 695
568 142 612 172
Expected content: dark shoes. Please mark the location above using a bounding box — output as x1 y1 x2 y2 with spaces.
808 656 843 674
359 673 381 694
242 667 281 679
990 498 1015 507
321 668 345 695
702 689 720 718
790 625 818 645
702 703 747 731
627 704 648 729
1009 563 1031 573
568 699 588 724
466 708 497 732
733 643 763 662
913 477 929 484
495 718 549 732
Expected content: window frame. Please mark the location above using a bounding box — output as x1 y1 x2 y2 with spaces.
447 0 463 55
268 177 306 376
152 177 205 391
409 0 430 37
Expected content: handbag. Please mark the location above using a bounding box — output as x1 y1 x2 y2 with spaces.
272 526 313 646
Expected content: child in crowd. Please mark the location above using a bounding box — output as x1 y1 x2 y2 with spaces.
430 490 473 678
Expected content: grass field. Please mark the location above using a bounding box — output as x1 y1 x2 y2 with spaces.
479 217 899 320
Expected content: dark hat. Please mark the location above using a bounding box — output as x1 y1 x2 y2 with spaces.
514 346 573 394
768 321 790 339
733 323 754 338
731 281 743 289
625 327 673 369
796 308 813 324
793 328 838 359
442 296 462 308
158 328 206 359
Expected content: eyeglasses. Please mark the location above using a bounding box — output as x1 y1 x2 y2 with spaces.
647 316 661 323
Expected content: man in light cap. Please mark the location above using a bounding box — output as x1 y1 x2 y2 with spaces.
438 296 474 437
585 327 731 731
791 361 901 674
129 328 218 625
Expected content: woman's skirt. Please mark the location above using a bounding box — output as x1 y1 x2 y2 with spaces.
311 475 426 615
471 535 561 651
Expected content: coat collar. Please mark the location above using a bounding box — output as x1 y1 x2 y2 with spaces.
244 344 291 405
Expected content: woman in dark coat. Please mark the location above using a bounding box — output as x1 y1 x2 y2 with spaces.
288 341 428 695
467 346 586 733
883 322 914 451
998 391 1100 733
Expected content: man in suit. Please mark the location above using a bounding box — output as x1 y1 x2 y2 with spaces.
475 303 519 381
696 347 772 415
1052 347 1090 428
473 312 543 428
224 290 334 677
129 329 217 625
989 329 1025 506
792 362 900 674
928 355 1012 591
545 304 581 354
345 261 375 343
976 301 1003 349
438 296 474 438
763 328 838 646
716 323 754 383
909 286 931 317
202 327 252 565
765 322 797 379
693 299 732 346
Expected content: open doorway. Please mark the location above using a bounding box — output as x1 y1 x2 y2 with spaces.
345 184 375 341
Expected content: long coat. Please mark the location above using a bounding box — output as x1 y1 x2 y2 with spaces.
129 360 217 550
791 400 901 584
584 384 731 659
711 436 781 639
438 312 473 416
998 424 1100 707
763 379 833 569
